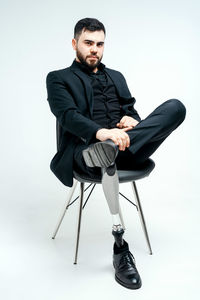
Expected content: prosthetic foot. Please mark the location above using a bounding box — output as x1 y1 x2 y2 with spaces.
113 241 142 289
112 224 142 289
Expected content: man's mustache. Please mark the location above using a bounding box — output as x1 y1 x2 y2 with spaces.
87 55 99 59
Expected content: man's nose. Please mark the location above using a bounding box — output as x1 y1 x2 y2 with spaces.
90 45 97 53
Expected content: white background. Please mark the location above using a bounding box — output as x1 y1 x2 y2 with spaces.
0 0 199 299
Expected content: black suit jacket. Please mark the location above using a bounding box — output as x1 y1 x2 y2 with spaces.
46 60 141 187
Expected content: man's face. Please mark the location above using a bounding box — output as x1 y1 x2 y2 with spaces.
72 29 105 72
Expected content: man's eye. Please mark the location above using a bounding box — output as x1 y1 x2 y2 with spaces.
85 41 92 45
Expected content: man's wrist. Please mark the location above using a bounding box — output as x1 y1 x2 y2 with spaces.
96 128 106 140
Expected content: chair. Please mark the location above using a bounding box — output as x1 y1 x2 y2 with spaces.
52 121 155 264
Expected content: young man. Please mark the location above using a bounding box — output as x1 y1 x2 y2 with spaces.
46 18 186 289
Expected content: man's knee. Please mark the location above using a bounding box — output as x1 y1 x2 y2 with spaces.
162 99 186 126
166 99 186 119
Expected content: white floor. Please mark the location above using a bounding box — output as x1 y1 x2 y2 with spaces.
1 160 199 300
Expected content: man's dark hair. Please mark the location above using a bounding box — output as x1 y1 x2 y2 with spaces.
74 18 106 40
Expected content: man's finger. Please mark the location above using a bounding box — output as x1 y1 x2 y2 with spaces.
122 127 133 132
116 123 123 128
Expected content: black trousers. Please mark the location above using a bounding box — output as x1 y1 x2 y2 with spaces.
73 99 186 177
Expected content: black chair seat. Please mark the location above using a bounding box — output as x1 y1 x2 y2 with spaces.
73 158 155 184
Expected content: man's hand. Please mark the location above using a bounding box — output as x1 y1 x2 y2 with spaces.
96 128 130 151
116 116 139 130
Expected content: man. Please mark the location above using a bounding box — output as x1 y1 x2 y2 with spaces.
46 18 186 289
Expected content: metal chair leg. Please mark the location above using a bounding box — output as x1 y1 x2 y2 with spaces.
131 181 153 255
74 182 85 264
52 180 78 239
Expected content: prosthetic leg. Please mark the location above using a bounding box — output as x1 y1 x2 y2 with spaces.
83 140 126 247
101 164 125 247
83 140 142 289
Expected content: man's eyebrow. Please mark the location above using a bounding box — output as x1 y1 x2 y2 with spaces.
84 39 104 44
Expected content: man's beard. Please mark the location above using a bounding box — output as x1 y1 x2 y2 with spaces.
76 49 102 71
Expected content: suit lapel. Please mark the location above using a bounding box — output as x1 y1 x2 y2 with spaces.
105 68 132 99
71 69 93 118
105 68 123 97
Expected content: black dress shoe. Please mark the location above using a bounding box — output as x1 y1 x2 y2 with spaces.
113 249 142 289
82 139 118 168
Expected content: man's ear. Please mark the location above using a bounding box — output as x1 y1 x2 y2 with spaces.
72 38 77 50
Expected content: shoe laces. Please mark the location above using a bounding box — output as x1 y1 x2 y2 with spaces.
119 251 135 268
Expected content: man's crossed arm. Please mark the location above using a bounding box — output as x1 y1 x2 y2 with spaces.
96 116 139 151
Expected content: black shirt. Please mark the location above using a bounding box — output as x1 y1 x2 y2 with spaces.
73 60 122 129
